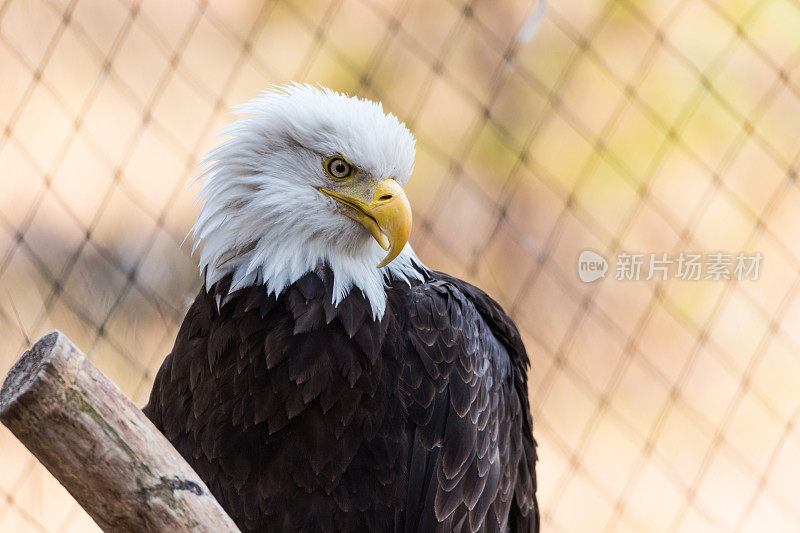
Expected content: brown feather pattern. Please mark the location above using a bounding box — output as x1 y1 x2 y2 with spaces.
144 266 538 532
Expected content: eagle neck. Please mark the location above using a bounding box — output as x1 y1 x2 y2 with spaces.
204 243 428 320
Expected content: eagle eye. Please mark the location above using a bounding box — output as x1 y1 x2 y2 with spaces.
326 156 352 179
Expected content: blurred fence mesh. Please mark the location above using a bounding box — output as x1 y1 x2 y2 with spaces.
2 0 800 531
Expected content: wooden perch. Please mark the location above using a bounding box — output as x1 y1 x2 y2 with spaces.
0 331 240 532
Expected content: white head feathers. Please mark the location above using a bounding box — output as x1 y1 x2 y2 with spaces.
191 84 426 318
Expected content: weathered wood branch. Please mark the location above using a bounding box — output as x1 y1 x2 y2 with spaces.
0 331 240 532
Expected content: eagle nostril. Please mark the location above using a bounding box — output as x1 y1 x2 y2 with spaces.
379 194 393 201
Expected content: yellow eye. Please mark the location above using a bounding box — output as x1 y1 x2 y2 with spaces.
326 156 352 179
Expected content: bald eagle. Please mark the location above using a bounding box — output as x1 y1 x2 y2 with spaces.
144 84 538 532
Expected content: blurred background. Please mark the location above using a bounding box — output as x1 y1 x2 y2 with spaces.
1 0 800 531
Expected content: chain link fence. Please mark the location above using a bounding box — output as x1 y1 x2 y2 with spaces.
2 0 800 531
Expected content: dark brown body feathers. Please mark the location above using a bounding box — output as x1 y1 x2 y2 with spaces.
144 267 538 532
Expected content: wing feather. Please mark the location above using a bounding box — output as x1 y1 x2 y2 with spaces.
397 270 538 532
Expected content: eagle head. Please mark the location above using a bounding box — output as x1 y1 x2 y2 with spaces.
192 84 423 317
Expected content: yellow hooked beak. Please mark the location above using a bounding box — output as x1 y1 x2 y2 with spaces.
319 178 412 268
